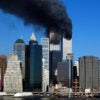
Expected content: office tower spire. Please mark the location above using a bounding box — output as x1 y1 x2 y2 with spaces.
29 32 38 45
30 32 36 41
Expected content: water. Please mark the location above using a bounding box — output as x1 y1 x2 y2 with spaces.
0 96 100 100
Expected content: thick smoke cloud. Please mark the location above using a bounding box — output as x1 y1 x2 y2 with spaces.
0 0 72 44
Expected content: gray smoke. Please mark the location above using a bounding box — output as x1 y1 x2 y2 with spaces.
0 0 72 44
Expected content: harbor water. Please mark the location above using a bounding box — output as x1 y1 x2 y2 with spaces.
0 96 100 100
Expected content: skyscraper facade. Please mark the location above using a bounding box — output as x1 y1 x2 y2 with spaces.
49 32 60 51
29 33 42 91
0 55 7 91
4 53 23 93
41 38 49 92
79 56 100 92
66 54 73 88
49 51 62 84
57 62 69 87
62 38 72 60
74 61 79 77
14 39 25 79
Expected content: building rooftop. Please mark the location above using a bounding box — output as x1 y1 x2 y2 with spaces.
15 39 25 43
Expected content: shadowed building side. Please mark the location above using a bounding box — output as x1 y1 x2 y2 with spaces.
0 55 7 91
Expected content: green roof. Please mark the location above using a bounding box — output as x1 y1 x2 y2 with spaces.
15 39 25 43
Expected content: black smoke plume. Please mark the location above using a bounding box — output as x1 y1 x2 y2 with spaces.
0 0 72 44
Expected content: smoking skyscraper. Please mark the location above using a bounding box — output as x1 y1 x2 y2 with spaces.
0 0 72 43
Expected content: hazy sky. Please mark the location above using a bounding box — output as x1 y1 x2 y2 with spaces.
0 0 100 60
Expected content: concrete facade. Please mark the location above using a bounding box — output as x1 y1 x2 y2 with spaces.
4 53 23 93
0 55 7 91
79 56 99 92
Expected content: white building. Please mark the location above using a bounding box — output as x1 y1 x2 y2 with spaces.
4 53 23 93
49 32 60 51
62 38 72 60
75 61 79 76
41 38 49 92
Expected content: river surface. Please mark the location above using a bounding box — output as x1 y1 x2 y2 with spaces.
0 96 100 100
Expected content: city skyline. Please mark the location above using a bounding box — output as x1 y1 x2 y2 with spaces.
0 0 100 60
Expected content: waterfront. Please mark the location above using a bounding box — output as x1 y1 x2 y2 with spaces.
0 96 100 100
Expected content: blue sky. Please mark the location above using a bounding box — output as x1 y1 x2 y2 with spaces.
0 0 100 60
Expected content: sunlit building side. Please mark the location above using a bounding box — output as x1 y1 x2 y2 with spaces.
4 53 23 93
41 38 49 92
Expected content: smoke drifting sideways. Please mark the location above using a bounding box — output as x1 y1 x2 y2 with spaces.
0 0 72 44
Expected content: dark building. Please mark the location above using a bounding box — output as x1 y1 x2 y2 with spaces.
0 55 7 91
79 56 100 92
49 51 62 85
25 33 42 91
72 77 79 92
57 62 69 87
66 53 73 88
25 45 30 91
73 66 77 79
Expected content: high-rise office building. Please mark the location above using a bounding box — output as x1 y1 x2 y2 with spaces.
14 39 25 79
41 38 49 92
4 53 23 93
28 33 42 91
72 65 79 92
25 44 30 91
49 32 60 51
0 55 7 91
62 38 72 60
57 62 69 87
66 53 73 88
49 51 62 84
74 61 79 77
79 56 100 92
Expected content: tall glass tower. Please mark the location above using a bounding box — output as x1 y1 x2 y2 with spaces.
14 39 25 79
29 33 42 91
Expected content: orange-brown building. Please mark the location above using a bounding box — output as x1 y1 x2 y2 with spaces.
0 55 7 91
72 77 79 92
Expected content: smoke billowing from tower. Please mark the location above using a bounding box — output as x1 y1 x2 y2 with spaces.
0 0 72 44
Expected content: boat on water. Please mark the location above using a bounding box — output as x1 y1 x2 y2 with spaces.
14 92 33 97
